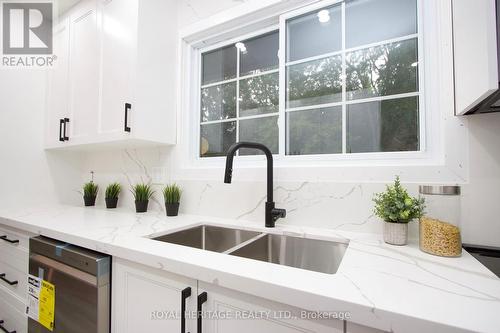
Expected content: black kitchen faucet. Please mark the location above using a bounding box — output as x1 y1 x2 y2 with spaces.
224 142 286 228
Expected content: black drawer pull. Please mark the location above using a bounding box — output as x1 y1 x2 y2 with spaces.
124 103 131 132
0 320 16 333
197 292 207 333
181 287 191 333
0 274 18 286
0 235 19 244
63 118 70 141
59 119 65 142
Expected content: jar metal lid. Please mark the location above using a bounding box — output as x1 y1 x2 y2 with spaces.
419 185 461 195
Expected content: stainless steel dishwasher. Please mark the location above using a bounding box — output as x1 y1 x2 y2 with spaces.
28 236 111 333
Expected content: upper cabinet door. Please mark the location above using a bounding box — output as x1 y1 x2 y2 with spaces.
45 18 70 147
453 0 499 115
98 0 138 135
68 0 100 141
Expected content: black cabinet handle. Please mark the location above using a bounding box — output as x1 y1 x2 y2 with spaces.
0 320 16 333
197 292 207 333
0 235 19 244
124 103 131 132
59 119 65 142
63 118 70 141
0 274 18 286
181 287 191 333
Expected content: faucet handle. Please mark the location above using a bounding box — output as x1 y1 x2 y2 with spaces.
271 208 287 221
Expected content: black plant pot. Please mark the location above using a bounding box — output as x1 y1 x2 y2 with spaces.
105 197 118 209
135 200 149 213
84 196 96 207
165 202 180 217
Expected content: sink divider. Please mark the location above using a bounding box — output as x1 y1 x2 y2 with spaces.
223 233 268 255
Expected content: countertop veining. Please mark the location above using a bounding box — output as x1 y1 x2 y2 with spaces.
0 204 498 333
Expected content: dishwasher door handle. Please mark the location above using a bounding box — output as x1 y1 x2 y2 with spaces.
0 274 18 286
0 235 19 244
0 320 16 333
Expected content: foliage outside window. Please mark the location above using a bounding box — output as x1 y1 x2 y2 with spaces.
199 0 420 158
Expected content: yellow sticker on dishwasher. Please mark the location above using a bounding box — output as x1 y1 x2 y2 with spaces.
39 280 56 331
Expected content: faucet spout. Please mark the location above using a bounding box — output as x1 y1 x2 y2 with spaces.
224 142 285 227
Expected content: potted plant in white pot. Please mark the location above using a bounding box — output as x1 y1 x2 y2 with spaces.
163 184 181 217
373 176 425 246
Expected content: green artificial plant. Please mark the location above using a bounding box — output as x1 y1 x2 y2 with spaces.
373 176 425 223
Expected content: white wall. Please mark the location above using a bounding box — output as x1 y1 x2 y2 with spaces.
461 113 500 246
0 69 83 209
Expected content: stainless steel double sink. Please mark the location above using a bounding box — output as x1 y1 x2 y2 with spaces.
151 225 348 274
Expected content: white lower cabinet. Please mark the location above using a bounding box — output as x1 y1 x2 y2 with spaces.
0 223 34 333
112 258 197 333
112 258 344 333
198 282 344 333
345 322 387 333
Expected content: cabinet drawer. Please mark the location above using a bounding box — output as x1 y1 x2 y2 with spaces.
0 260 27 301
0 243 29 274
0 224 31 250
0 286 27 333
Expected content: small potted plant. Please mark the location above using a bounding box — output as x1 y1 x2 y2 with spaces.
82 181 98 207
163 184 181 217
131 183 154 213
373 176 425 246
105 183 121 209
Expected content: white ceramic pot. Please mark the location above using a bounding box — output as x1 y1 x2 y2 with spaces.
383 221 408 246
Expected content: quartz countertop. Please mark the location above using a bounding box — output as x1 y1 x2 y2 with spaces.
0 204 498 333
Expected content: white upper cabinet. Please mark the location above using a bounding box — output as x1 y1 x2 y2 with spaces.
45 18 70 147
68 0 99 142
453 0 498 115
98 0 137 136
45 0 178 149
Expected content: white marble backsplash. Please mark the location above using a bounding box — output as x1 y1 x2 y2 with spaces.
77 148 427 237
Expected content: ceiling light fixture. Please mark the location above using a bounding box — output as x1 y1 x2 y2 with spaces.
317 9 330 23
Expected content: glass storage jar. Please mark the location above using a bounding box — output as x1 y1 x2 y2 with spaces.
419 185 462 257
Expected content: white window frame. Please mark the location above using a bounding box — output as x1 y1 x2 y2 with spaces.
176 0 470 185
198 25 280 157
192 0 427 167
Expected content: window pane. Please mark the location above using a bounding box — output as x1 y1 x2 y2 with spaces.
346 0 417 49
286 107 342 155
286 55 342 109
239 116 279 155
201 82 236 122
346 38 418 100
287 4 342 62
239 73 279 117
347 96 419 153
202 45 237 85
240 31 279 77
200 122 236 157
